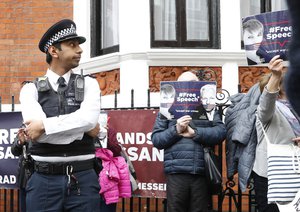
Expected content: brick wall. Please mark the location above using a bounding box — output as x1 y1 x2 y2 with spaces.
0 0 73 104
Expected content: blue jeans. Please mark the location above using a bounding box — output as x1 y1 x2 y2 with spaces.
26 169 101 212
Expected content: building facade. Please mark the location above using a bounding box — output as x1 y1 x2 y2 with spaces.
73 0 287 109
0 0 288 110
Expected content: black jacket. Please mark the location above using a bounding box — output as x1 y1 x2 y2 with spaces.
151 111 226 175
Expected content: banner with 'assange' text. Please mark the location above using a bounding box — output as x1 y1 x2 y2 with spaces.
0 110 166 198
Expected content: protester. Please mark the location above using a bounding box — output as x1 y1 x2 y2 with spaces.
285 0 300 118
95 116 136 212
19 19 101 211
254 55 300 211
11 128 32 212
96 125 122 212
151 71 226 212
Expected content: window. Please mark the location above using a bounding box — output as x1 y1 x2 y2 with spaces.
240 0 287 20
270 0 288 12
91 0 119 57
150 0 220 49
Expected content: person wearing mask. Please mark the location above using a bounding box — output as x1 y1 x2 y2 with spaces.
254 55 300 211
151 71 226 212
19 19 101 211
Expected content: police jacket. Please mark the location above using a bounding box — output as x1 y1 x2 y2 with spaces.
151 111 226 175
29 74 94 157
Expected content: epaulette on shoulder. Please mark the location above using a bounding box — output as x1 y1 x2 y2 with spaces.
84 74 97 79
22 80 33 85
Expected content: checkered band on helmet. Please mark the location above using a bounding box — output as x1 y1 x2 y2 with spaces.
44 24 76 52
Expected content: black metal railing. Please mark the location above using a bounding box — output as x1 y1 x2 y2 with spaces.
0 81 258 212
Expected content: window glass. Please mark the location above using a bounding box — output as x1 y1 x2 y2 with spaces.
241 0 288 20
241 0 261 20
151 0 220 48
153 0 176 41
271 0 288 11
186 0 209 41
101 0 119 48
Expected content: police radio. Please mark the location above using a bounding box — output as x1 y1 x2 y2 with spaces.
75 69 85 102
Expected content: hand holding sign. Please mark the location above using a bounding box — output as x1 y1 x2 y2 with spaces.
176 115 192 134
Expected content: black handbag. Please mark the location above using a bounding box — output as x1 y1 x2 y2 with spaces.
203 147 222 195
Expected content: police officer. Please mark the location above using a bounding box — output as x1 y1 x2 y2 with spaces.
19 19 101 211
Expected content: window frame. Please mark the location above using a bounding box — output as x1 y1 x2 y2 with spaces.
150 0 220 49
90 0 119 57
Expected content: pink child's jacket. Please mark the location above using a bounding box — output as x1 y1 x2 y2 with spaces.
95 148 131 204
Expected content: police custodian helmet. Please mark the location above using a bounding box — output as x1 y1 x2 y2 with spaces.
38 19 86 53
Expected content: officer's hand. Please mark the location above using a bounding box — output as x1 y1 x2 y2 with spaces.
24 120 45 141
87 123 100 138
17 128 28 145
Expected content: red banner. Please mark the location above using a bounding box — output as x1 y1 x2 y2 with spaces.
108 109 166 198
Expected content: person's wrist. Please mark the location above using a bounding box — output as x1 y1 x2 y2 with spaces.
270 71 282 79
40 120 45 133
176 124 181 134
175 124 185 134
190 129 196 137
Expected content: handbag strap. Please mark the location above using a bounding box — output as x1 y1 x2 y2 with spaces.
257 118 271 145
258 117 300 174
